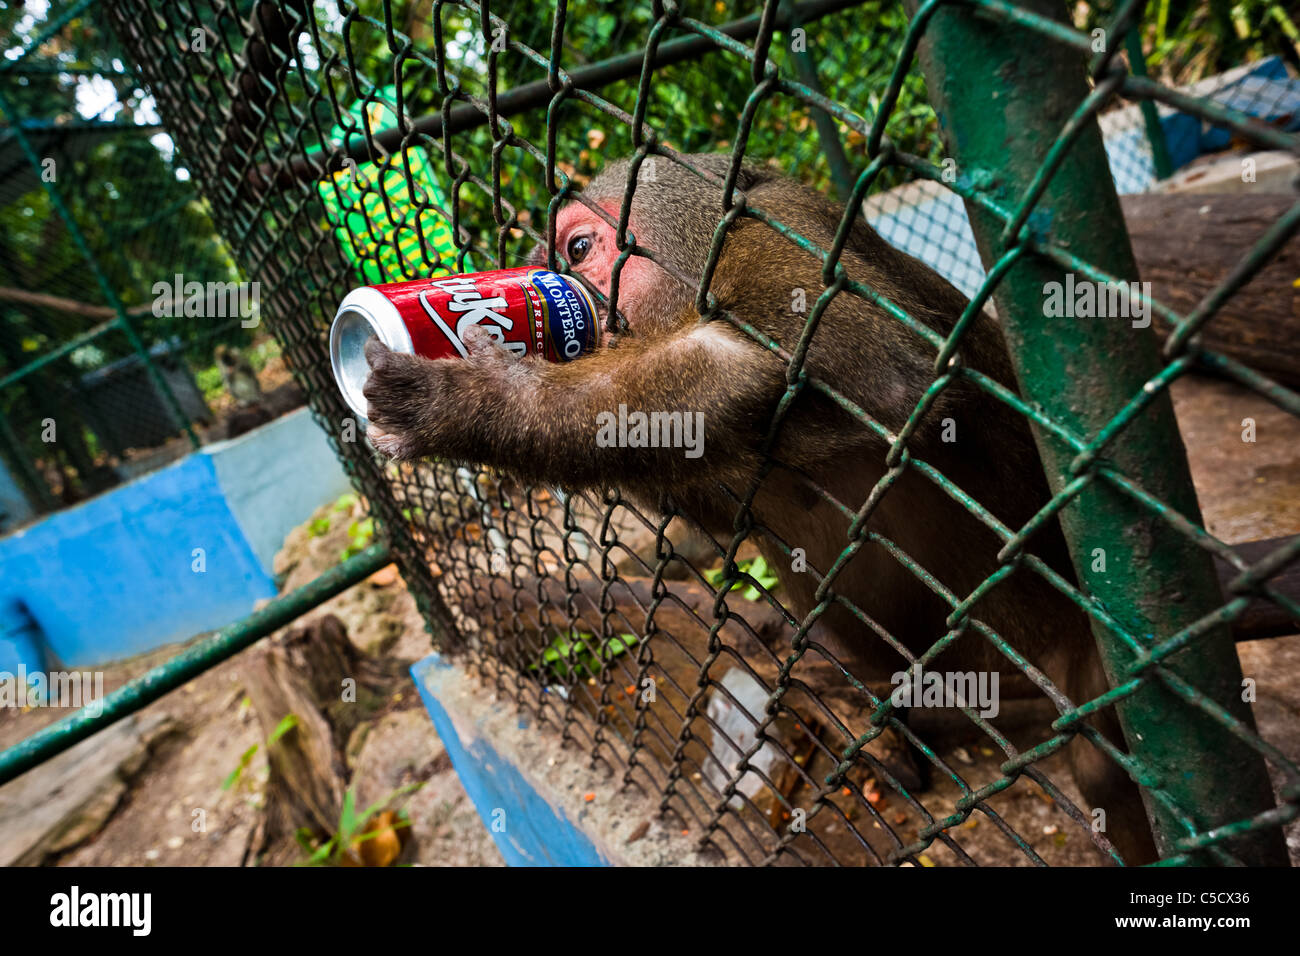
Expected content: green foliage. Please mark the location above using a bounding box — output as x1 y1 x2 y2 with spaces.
222 712 301 791
341 516 376 560
222 743 260 792
1076 0 1298 85
705 555 779 602
194 364 226 403
246 338 281 372
267 712 301 745
530 629 640 683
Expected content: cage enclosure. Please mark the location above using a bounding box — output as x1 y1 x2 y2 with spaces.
99 0 1300 866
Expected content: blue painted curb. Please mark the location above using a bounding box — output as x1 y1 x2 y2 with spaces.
412 653 611 867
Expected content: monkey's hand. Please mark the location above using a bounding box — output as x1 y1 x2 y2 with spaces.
362 320 787 497
362 327 520 461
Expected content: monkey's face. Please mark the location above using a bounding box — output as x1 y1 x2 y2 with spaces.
527 199 693 339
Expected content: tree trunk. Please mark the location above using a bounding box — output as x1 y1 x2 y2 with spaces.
241 613 395 863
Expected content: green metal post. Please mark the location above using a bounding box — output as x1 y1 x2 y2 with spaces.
0 86 201 450
1124 29 1174 181
779 0 856 201
906 0 1286 864
0 543 392 785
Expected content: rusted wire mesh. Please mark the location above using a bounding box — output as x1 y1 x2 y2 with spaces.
101 0 1299 866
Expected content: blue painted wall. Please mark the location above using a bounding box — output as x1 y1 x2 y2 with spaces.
209 408 355 570
0 409 352 668
412 653 610 867
0 454 276 667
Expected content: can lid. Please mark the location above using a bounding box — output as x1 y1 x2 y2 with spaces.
329 286 413 419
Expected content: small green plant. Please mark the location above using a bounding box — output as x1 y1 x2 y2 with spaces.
341 516 376 560
195 363 225 404
704 555 779 602
223 712 299 791
312 493 363 540
529 629 639 683
295 782 422 867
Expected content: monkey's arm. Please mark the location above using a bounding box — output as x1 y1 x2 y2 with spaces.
362 324 784 494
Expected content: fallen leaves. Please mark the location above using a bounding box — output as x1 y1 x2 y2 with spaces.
347 810 409 867
367 563 400 587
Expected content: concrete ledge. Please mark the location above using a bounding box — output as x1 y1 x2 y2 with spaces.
411 652 717 867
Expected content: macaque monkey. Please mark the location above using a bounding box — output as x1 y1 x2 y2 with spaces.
362 153 1158 863
214 344 263 407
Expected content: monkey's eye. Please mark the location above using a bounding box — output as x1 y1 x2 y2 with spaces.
566 235 592 265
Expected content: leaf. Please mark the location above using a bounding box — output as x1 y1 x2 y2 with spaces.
293 828 317 854
309 517 331 537
222 743 259 791
356 781 424 829
356 811 406 866
705 557 779 602
338 787 358 842
530 630 639 681
333 492 359 513
303 839 337 866
266 713 299 745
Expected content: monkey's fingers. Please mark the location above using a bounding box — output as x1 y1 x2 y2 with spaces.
366 422 422 461
361 345 446 460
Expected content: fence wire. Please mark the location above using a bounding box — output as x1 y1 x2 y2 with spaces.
99 0 1300 866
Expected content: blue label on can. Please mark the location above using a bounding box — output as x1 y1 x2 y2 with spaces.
529 269 598 361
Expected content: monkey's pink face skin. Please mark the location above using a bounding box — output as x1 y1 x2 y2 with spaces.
534 201 669 334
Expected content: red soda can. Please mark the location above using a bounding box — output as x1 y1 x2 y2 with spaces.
330 266 600 417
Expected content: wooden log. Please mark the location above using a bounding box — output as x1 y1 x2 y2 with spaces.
1120 192 1300 389
1212 535 1300 642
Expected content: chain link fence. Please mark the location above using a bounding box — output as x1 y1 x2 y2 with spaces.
0 48 305 528
97 0 1300 866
